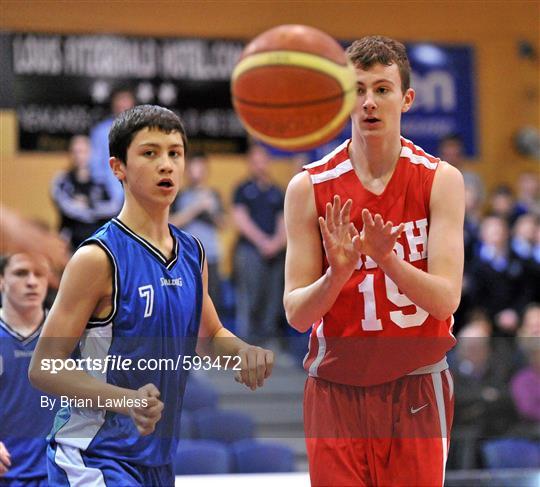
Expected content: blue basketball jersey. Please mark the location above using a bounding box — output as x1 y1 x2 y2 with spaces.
0 313 57 481
49 218 204 468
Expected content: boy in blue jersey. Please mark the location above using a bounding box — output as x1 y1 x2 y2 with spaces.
29 105 274 487
0 252 58 486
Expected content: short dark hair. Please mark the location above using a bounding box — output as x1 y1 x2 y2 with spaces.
0 255 12 275
346 36 411 93
109 105 187 164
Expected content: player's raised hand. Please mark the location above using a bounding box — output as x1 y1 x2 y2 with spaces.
235 345 274 391
353 209 404 264
129 383 164 436
319 195 361 278
0 441 11 475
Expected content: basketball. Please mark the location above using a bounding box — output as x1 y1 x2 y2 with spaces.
231 25 357 151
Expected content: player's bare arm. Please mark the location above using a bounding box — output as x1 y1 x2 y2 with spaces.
284 172 360 332
28 245 163 435
354 162 464 320
196 259 273 391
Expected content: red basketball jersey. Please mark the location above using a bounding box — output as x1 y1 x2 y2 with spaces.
303 137 456 386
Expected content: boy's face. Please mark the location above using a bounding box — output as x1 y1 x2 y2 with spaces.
112 127 185 208
0 253 49 313
350 62 414 141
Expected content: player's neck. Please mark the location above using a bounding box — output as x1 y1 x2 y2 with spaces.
0 305 44 337
117 200 174 256
349 135 402 179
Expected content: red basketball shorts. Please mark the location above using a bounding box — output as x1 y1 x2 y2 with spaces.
304 371 454 486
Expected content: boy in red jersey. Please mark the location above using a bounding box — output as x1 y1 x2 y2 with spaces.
284 36 464 486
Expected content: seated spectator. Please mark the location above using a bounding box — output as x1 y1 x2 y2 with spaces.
487 184 516 224
452 318 518 444
511 303 540 427
463 173 485 263
513 171 540 219
170 153 225 312
469 215 530 335
511 213 537 259
51 135 120 250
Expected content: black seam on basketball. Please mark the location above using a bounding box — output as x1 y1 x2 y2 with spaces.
240 50 348 67
233 87 355 109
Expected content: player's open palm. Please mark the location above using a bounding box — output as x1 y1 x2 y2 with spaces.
129 383 164 436
353 209 404 264
319 196 360 277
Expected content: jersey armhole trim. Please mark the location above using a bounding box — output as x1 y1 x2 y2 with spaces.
192 235 206 274
80 239 119 327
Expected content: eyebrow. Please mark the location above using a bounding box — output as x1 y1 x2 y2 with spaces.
138 142 184 149
356 79 396 86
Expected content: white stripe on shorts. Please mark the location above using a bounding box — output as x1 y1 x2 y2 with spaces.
431 372 448 487
55 444 106 487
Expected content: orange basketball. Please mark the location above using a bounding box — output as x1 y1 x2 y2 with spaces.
231 24 357 151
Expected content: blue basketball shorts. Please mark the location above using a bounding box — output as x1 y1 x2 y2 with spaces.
47 444 174 487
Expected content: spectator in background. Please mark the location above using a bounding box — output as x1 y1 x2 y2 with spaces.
511 213 538 260
511 303 540 427
452 317 517 451
463 173 485 262
514 171 540 219
438 133 485 197
232 145 286 344
170 153 225 313
0 253 59 483
438 133 466 171
89 86 135 205
51 135 120 251
469 215 529 335
487 184 516 224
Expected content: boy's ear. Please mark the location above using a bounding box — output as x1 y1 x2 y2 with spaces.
110 157 126 182
401 88 415 113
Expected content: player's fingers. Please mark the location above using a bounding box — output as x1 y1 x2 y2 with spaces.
0 442 10 469
256 350 266 387
352 235 363 253
247 348 258 390
341 199 353 226
391 223 405 238
264 350 274 379
373 214 384 229
348 222 359 239
332 195 341 225
383 221 393 234
361 209 374 228
318 217 332 244
139 399 164 418
238 349 249 387
325 202 334 232
141 383 160 398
